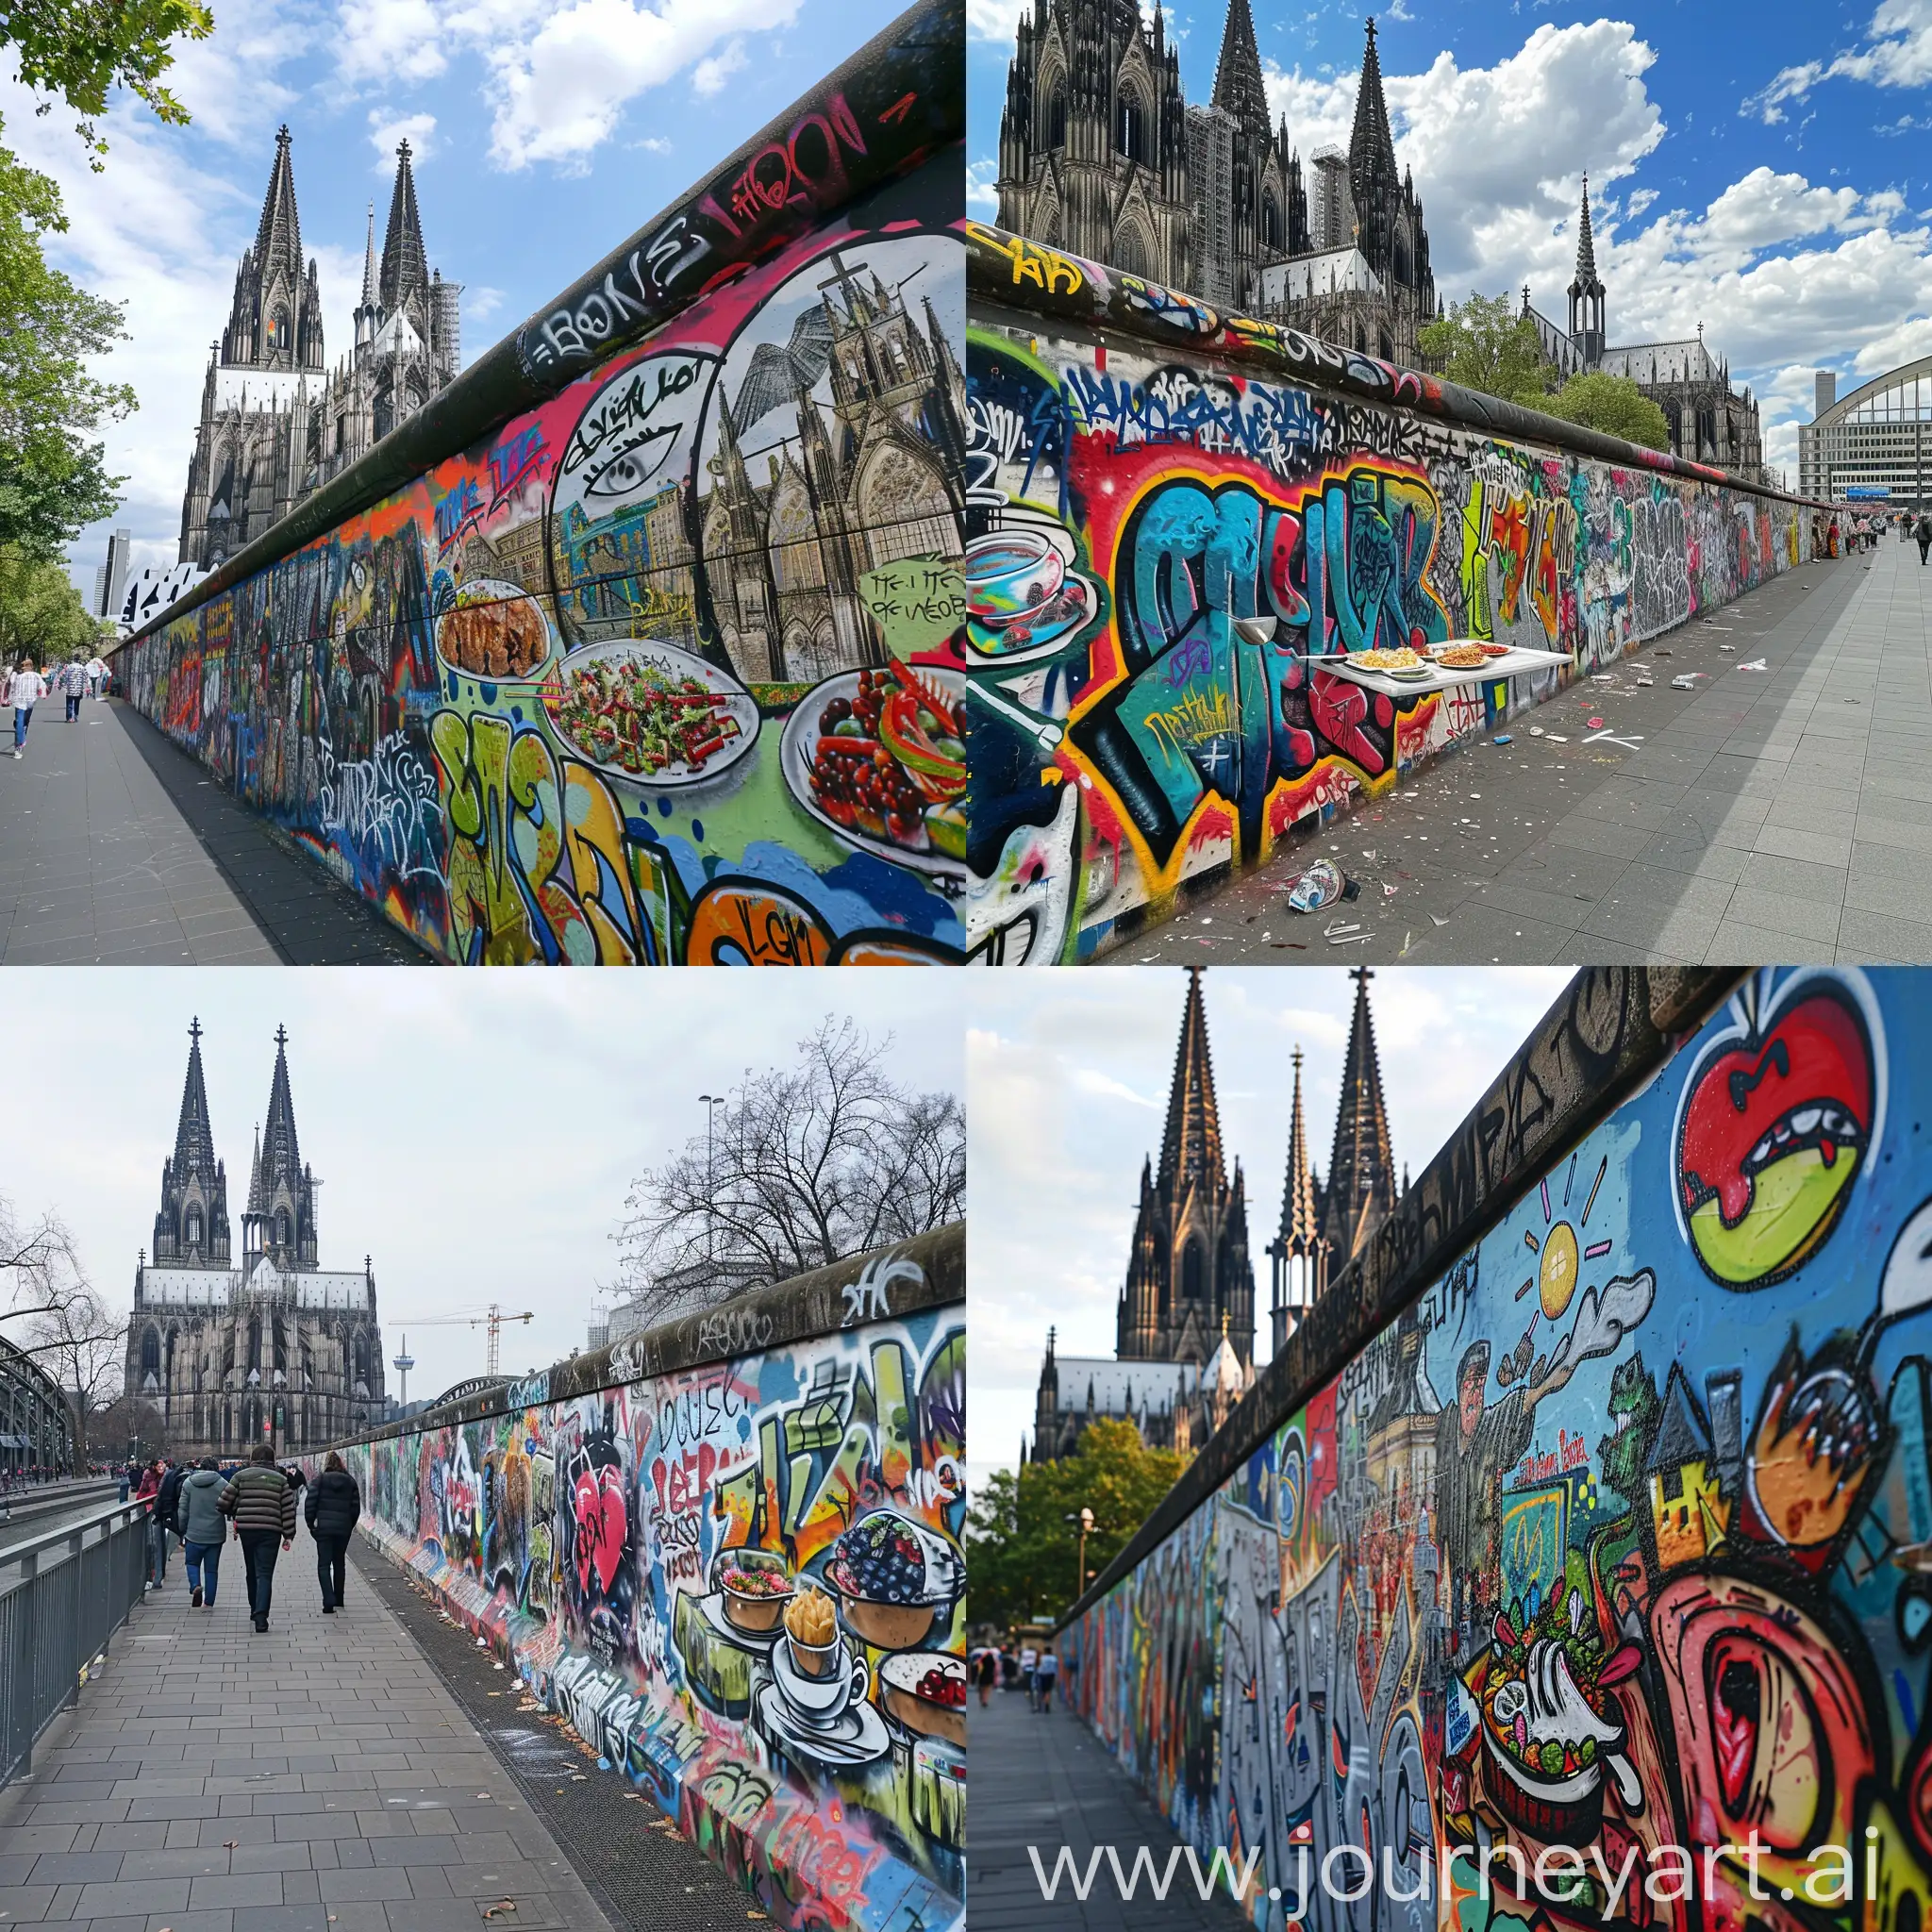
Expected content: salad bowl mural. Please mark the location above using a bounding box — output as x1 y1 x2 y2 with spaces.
343 1274 965 1931
962 226 1813 961
1064 969 1932 1932
114 146 968 965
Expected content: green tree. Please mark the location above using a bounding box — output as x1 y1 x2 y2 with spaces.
0 129 133 558
1419 291 1557 408
2 0 215 160
1542 370 1673 453
0 545 103 665
965 1419 1190 1630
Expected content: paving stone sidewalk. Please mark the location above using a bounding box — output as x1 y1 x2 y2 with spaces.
0 1518 616 1931
1111 539 1932 965
0 699 426 965
968 1684 1248 1931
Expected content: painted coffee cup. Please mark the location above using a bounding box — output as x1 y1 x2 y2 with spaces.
780 1633 870 1725
965 529 1064 625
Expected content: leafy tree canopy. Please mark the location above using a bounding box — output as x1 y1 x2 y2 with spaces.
963 1419 1189 1632
1542 370 1673 454
0 544 109 663
1419 290 1557 409
0 126 132 558
1 0 214 160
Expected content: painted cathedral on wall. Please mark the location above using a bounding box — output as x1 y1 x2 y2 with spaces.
1031 967 1402 1462
126 1021 386 1457
1524 178 1765 480
994 2 1439 363
179 128 461 570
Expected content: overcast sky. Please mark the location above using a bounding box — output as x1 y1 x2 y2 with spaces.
0 971 958 1408
966 966 1573 1497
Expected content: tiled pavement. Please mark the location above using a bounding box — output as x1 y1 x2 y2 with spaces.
0 699 426 965
0 1524 617 1931
1111 538 1932 965
969 1685 1249 1930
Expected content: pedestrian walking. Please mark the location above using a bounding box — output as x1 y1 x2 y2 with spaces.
1035 1645 1059 1714
220 1443 295 1632
6 657 45 758
135 1459 164 1588
304 1451 360 1612
178 1457 228 1607
60 658 86 721
1018 1639 1039 1710
1915 512 1929 566
86 654 106 699
155 1457 186 1577
974 1646 997 1709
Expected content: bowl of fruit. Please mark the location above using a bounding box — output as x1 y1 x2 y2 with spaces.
878 1652 967 1747
713 1548 795 1635
824 1510 962 1650
779 664 966 876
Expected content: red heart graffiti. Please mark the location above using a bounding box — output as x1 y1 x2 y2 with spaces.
572 1463 628 1599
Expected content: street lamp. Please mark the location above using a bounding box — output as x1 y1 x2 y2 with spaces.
1066 1507 1096 1605
698 1094 725 1273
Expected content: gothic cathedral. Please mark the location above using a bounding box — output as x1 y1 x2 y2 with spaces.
126 1022 386 1457
179 129 461 571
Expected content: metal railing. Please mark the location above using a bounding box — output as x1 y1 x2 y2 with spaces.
0 1497 150 1790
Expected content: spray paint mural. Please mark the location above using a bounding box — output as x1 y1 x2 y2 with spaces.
1064 967 1932 1931
962 226 1812 962
114 144 968 965
341 1276 965 1931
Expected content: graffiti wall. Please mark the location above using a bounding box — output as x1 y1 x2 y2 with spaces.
964 229 1813 962
1066 968 1932 1931
339 1266 965 1931
116 145 968 965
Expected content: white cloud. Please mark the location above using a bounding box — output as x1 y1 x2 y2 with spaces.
367 109 438 166
692 37 746 96
336 0 450 87
465 284 506 321
1744 0 1932 122
632 134 673 153
967 157 998 213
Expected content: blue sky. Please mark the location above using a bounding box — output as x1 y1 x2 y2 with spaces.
969 0 1932 485
17 0 913 599
965 966 1572 1494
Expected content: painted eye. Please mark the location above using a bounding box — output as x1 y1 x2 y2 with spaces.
581 425 679 499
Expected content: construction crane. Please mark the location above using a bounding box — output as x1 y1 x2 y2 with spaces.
405 1306 535 1379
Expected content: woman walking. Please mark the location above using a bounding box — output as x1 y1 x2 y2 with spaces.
135 1459 163 1589
6 657 45 758
974 1646 997 1709
178 1457 228 1607
305 1451 360 1612
220 1444 295 1632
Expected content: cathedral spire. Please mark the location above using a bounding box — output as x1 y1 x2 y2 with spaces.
1575 173 1598 281
360 201 377 307
1568 171 1607 363
1158 968 1225 1193
173 1016 217 1183
262 1024 301 1190
378 140 429 320
1212 0 1270 130
1321 967 1398 1264
254 125 305 290
1276 1047 1320 1247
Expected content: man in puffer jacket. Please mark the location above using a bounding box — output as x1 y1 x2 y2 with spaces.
304 1452 361 1612
177 1457 229 1607
219 1444 296 1632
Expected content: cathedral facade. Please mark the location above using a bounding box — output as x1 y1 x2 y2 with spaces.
1524 180 1764 482
695 255 967 684
1033 966 1402 1463
995 4 1439 364
126 1022 385 1457
179 130 461 572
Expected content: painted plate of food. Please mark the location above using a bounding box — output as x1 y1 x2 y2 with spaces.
435 579 556 682
779 663 967 876
541 639 758 789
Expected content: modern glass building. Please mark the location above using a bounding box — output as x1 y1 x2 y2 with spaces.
1799 357 1932 507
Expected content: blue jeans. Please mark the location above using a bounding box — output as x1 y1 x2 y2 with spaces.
13 706 31 748
183 1539 221 1604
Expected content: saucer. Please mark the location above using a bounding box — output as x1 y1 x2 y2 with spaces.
692 1589 780 1655
755 1682 891 1770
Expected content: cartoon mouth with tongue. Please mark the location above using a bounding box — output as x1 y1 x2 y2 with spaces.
1675 984 1874 1288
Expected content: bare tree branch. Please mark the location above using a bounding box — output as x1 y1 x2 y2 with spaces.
0 1196 121 1392
611 1016 965 1325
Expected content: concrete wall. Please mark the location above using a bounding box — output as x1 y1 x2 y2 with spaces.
321 1227 964 1932
963 225 1823 962
112 4 968 965
1060 969 1932 1926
